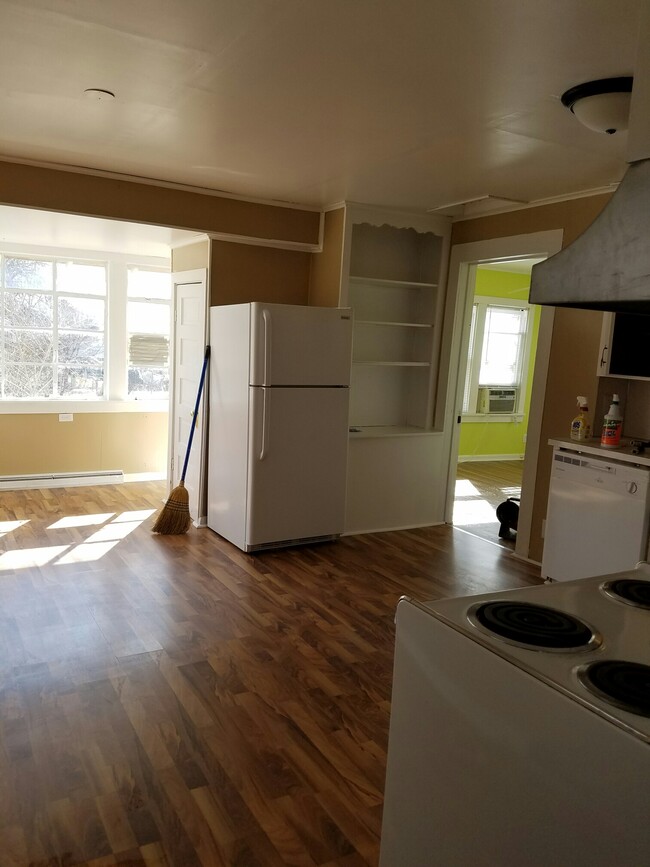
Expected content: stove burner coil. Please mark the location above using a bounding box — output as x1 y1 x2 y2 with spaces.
472 601 596 649
602 579 650 610
578 660 650 717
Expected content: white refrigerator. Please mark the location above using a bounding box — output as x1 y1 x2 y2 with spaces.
207 302 353 552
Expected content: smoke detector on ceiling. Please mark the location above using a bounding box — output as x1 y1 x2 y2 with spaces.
561 77 633 135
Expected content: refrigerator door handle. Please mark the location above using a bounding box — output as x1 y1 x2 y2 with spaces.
262 308 272 386
259 388 269 461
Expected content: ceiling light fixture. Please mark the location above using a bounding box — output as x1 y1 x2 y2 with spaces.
561 77 633 135
83 88 116 101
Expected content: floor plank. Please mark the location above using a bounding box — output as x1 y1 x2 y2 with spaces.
0 482 540 865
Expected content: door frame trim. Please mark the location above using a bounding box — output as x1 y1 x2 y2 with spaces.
439 230 563 560
169 268 209 526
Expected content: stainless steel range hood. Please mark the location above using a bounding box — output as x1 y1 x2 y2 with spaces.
530 6 650 314
529 158 650 313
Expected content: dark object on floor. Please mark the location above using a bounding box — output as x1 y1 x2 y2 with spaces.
496 497 520 539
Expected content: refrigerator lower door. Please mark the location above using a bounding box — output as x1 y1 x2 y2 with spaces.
250 303 352 387
246 386 349 549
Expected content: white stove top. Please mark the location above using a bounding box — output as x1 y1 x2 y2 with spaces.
424 563 650 742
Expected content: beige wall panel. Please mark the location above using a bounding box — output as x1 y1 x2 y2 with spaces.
309 207 345 307
0 413 168 476
0 160 320 245
451 195 612 248
172 239 210 272
451 194 611 562
210 242 311 307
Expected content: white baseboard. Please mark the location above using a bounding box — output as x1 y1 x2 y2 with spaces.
0 470 124 491
123 472 166 483
343 520 445 536
457 454 525 463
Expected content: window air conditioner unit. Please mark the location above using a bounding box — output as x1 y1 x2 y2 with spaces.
478 387 518 414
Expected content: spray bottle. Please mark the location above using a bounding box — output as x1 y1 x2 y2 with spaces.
601 394 623 449
570 396 591 441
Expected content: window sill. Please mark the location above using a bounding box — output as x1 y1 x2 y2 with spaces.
0 399 169 414
462 413 525 424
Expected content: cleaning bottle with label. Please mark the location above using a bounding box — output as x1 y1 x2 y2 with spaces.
601 394 623 449
570 396 591 441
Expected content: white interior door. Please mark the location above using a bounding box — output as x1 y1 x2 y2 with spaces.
170 269 208 526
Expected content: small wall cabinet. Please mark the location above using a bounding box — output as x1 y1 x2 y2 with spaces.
598 311 650 380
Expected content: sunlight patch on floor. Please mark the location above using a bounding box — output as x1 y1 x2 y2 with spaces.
0 545 70 569
48 514 115 530
0 520 30 534
455 479 481 497
453 498 498 526
500 486 522 498
0 507 156 570
112 509 156 523
57 541 120 564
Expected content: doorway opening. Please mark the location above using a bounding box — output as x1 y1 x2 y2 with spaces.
452 258 543 548
0 204 204 494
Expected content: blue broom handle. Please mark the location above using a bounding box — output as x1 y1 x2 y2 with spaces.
180 345 211 483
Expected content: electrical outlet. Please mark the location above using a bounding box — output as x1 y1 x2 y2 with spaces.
59 413 73 422
522 432 527 443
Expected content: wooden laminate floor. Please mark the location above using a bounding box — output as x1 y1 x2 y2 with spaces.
0 482 541 867
453 460 524 548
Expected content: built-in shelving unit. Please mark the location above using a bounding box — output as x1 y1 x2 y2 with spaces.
344 221 447 434
333 204 451 535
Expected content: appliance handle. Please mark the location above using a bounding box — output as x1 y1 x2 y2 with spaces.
262 308 272 386
259 388 269 461
600 344 608 368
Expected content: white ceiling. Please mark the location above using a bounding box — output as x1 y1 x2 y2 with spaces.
0 205 201 256
0 0 643 213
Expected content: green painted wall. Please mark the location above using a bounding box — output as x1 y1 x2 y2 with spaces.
459 268 540 459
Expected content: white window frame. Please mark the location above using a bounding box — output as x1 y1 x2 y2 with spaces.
0 243 170 413
462 295 533 423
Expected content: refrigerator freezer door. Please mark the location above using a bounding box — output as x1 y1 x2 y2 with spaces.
246 386 349 548
250 303 352 386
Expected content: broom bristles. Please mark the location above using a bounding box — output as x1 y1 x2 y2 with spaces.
152 481 192 535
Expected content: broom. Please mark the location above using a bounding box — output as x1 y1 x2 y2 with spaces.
152 345 210 534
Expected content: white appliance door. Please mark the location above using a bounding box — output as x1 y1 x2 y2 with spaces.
542 454 650 581
249 303 352 386
246 386 349 548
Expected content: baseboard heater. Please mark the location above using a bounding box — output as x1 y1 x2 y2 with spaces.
0 470 124 491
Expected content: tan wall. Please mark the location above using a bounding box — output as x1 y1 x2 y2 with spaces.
210 241 311 306
309 207 345 307
451 194 612 562
0 412 168 476
171 239 210 272
0 160 321 245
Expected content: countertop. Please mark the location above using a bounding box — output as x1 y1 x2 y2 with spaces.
548 436 650 468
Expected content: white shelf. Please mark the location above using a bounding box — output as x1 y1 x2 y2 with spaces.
352 361 431 367
356 320 433 328
349 275 437 290
349 425 440 438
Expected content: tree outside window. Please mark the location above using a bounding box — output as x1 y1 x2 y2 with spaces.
1 256 105 399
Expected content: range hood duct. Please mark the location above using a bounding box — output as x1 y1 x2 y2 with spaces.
529 158 650 313
530 6 650 314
